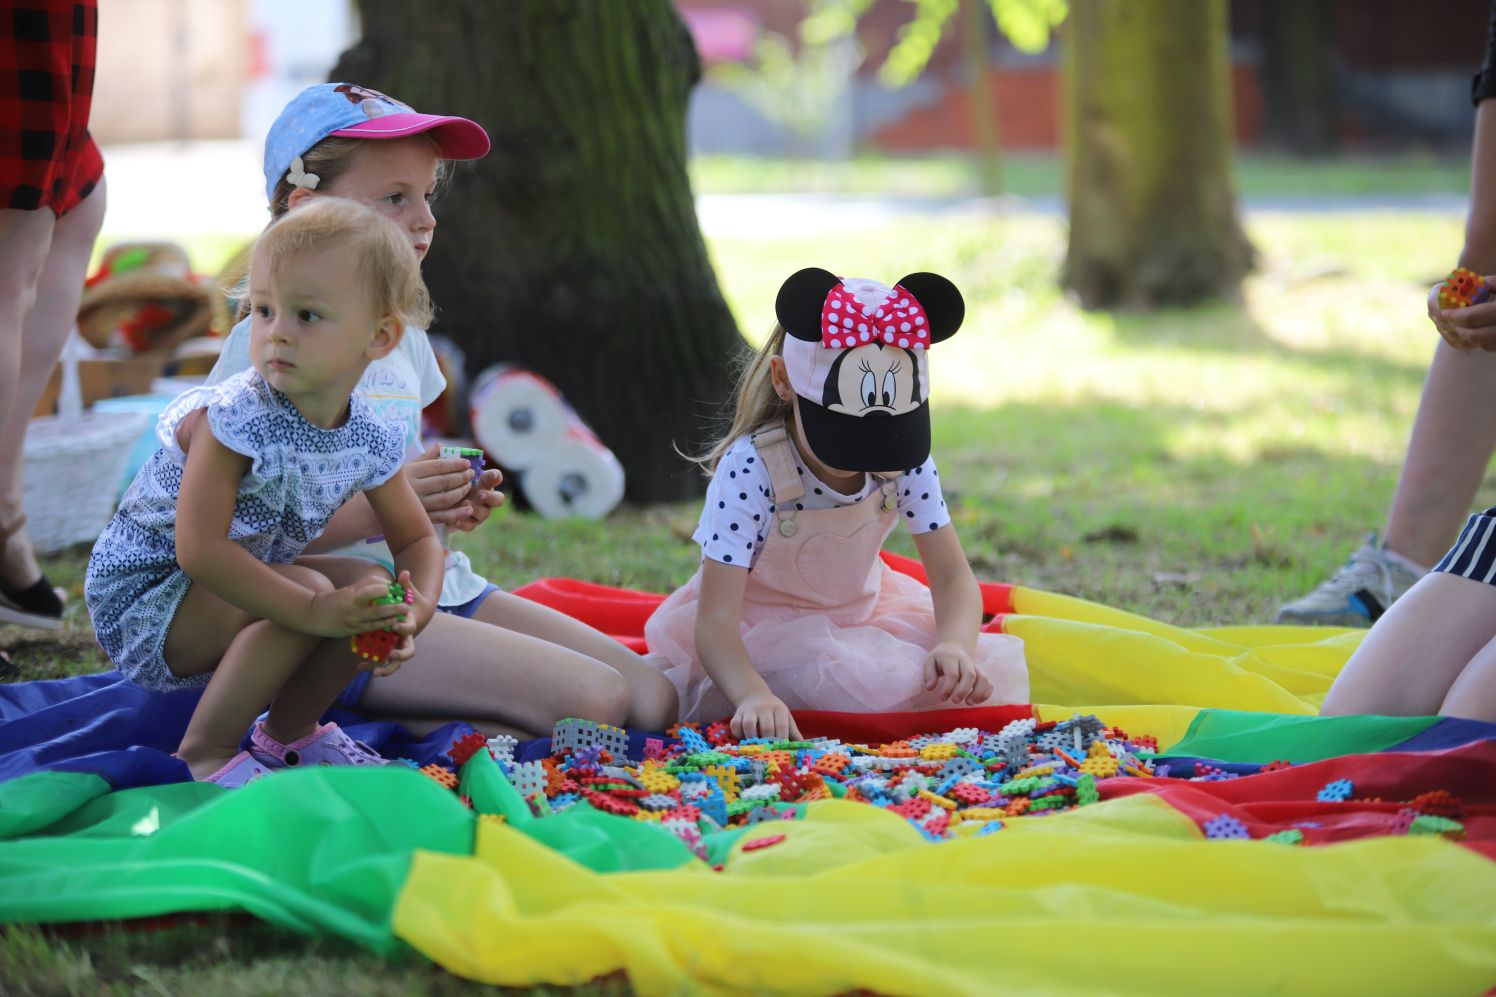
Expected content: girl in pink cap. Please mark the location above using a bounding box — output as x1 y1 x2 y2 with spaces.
645 268 1029 739
206 83 678 739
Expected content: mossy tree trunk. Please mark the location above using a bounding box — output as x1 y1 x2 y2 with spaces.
1061 0 1254 309
333 0 741 503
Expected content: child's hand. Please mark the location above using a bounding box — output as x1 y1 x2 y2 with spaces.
448 467 505 532
923 642 992 705
308 577 412 637
405 445 505 532
731 693 801 741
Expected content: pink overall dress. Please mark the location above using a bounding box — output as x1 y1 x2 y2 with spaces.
645 424 1029 721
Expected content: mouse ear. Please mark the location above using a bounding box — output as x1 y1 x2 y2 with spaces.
776 268 842 342
895 272 964 343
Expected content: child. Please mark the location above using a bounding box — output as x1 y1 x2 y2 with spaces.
85 198 445 786
645 268 1028 739
206 83 678 736
1320 509 1496 722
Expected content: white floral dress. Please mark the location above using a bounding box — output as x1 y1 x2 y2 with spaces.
85 370 405 691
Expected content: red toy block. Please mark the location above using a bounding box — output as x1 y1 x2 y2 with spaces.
1408 789 1465 819
742 834 786 852
1439 266 1491 309
447 730 489 768
350 628 399 663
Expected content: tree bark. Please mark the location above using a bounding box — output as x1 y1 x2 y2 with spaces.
333 0 742 503
1061 0 1254 309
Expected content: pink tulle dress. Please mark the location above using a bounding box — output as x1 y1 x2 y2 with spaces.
645 424 1028 721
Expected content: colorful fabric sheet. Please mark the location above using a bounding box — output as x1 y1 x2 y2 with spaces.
2 563 1495 995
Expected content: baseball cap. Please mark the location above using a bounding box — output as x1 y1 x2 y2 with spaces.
775 268 965 472
263 83 491 202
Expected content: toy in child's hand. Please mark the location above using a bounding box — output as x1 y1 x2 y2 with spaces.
350 581 413 663
439 445 486 474
1438 267 1490 309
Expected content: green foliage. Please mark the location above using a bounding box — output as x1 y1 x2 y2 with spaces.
881 0 1068 86
709 0 870 152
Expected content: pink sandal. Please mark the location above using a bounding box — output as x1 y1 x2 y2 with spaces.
196 750 275 788
250 721 391 768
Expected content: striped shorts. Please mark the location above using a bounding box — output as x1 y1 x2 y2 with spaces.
1433 508 1496 583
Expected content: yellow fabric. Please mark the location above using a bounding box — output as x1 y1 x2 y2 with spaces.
393 793 1496 996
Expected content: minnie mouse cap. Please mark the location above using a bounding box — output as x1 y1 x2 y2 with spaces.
264 83 491 202
775 267 964 472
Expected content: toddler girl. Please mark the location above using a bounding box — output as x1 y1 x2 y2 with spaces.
646 268 1028 739
85 198 445 785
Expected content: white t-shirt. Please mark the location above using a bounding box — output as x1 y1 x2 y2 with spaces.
692 432 951 569
206 316 491 606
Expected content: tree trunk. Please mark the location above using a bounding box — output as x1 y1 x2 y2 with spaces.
332 0 742 503
1258 0 1338 155
959 0 1003 196
1061 0 1254 309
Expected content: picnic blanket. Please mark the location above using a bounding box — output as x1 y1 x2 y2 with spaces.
2 554 1494 995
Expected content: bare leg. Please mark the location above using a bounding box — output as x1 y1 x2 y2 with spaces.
1321 572 1496 716
1382 341 1496 568
0 182 107 591
354 609 634 738
469 590 678 729
166 558 385 780
0 207 57 593
1441 634 1496 722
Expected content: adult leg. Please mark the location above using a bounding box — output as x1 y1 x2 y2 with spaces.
353 609 633 737
470 590 679 729
1440 635 1496 722
0 208 57 603
1320 572 1496 717
1382 341 1496 567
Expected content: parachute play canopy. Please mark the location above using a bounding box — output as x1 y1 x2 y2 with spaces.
2 555 1494 996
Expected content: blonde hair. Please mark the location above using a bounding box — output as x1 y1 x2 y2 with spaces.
267 134 451 220
696 324 792 474
256 197 434 330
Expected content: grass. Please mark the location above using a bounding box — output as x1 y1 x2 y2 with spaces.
689 150 1473 199
0 200 1472 990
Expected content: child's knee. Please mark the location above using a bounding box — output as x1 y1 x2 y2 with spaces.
633 669 680 730
574 668 632 727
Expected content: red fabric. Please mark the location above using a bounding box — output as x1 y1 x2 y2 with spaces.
511 577 664 654
0 1 102 213
1105 742 1496 850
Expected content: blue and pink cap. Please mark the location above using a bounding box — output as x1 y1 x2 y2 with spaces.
263 82 491 202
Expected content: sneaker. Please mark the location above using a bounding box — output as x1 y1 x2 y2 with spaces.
250 720 391 768
1274 533 1425 627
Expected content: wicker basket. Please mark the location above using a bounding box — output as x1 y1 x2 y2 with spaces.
21 409 152 553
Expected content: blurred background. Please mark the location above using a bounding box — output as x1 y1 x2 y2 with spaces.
21 0 1494 640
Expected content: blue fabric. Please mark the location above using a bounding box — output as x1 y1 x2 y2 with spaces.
0 670 471 791
1387 716 1496 753
436 582 500 620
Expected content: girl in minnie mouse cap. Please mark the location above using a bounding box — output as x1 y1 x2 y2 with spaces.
645 268 1029 739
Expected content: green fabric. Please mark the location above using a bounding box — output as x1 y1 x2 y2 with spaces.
1164 710 1440 763
0 767 474 953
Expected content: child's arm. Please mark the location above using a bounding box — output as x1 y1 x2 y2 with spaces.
364 471 444 647
175 412 411 636
913 524 994 705
695 559 802 740
301 446 502 552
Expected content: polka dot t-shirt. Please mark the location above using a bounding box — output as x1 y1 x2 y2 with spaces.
693 433 951 569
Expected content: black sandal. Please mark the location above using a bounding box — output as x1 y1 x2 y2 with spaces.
0 514 63 631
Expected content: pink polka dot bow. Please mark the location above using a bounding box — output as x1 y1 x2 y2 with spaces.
819 282 931 351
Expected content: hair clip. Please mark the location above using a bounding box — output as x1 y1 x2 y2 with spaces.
285 155 321 191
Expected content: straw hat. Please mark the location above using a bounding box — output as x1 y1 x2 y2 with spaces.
77 242 227 354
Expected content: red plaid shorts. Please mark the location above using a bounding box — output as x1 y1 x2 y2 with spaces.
0 0 101 214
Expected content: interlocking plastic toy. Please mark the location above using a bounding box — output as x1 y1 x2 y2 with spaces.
447 730 490 768
1438 266 1490 309
1316 778 1354 803
419 763 459 790
438 445 487 474
1203 814 1251 840
1262 828 1303 845
350 582 412 663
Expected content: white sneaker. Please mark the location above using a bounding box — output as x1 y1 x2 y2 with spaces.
1274 534 1424 627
